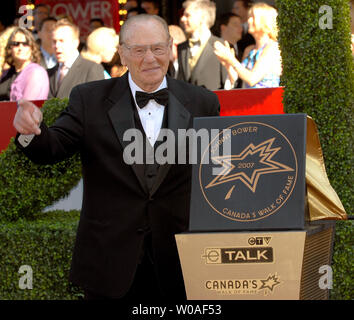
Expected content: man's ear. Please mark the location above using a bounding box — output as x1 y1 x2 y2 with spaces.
169 37 174 50
168 40 175 62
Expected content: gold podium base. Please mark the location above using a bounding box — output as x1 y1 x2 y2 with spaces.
176 223 334 300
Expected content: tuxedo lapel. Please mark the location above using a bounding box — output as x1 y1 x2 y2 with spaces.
48 64 59 97
106 74 192 197
179 42 191 81
58 56 82 97
107 76 135 150
191 36 214 81
107 74 148 195
150 79 191 197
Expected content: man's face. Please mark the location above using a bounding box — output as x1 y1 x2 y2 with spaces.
123 0 138 11
118 19 171 92
141 2 159 15
52 26 79 63
222 16 243 44
90 20 103 32
34 7 50 29
180 6 203 35
38 20 55 48
232 1 248 23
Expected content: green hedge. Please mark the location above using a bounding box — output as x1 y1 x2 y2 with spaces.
0 210 83 300
0 211 351 300
331 220 354 300
276 0 353 299
0 98 82 222
0 98 83 299
276 0 353 211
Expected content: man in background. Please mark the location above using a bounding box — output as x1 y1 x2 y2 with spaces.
89 18 105 32
232 0 255 59
177 0 227 90
32 4 50 40
81 27 119 79
47 19 105 98
141 0 160 15
168 24 186 78
218 12 243 88
219 13 243 60
38 17 57 69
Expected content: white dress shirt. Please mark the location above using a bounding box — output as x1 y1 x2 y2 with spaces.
128 73 167 146
189 29 211 57
40 47 57 69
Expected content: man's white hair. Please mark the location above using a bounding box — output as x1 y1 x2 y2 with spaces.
119 14 170 44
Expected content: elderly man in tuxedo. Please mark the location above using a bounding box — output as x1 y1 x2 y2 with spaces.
13 14 220 301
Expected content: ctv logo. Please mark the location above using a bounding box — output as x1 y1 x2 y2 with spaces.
248 236 272 246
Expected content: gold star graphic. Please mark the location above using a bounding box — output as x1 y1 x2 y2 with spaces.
259 274 281 293
206 138 294 197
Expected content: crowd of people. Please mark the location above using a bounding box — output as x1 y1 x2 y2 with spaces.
0 0 282 102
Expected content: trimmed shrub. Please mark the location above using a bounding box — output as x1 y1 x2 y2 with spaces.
0 98 83 299
0 98 82 222
331 220 354 300
276 0 353 211
276 0 353 299
0 210 83 300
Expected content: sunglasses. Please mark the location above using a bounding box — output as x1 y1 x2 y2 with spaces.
10 41 30 47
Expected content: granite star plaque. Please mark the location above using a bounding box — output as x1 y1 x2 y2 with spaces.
189 114 307 231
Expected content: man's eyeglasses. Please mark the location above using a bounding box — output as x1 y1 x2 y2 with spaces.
10 41 30 48
122 41 171 57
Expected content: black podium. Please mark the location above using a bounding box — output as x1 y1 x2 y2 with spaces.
176 114 340 300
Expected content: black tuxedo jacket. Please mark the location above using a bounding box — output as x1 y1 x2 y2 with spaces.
16 73 220 298
177 34 228 91
237 32 255 62
47 55 105 99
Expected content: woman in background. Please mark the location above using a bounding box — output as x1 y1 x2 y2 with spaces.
214 2 281 88
0 27 49 101
0 26 16 76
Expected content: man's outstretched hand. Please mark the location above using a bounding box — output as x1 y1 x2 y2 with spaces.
13 99 43 135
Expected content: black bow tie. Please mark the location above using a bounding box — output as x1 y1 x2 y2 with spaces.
189 39 201 47
135 88 169 109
